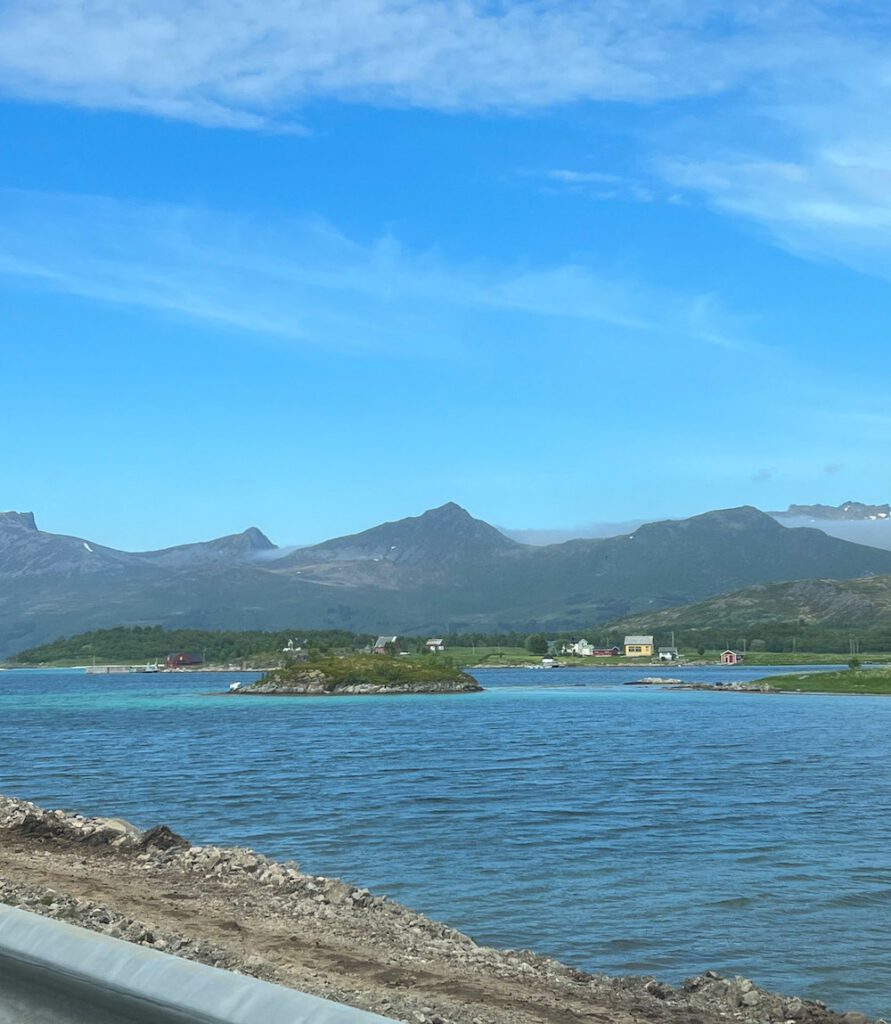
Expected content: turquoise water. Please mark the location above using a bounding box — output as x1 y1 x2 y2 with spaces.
2 665 889 1016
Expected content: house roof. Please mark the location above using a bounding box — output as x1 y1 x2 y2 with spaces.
658 647 679 653
426 638 444 645
624 635 654 645
374 635 398 646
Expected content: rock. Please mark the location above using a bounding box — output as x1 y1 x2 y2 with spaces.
786 997 805 1018
139 825 189 851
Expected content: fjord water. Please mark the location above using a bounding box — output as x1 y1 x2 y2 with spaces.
2 667 890 1017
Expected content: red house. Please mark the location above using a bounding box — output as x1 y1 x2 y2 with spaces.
165 652 204 668
592 647 621 657
721 650 744 665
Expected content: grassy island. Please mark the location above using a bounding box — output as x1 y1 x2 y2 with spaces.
238 654 483 696
759 667 891 694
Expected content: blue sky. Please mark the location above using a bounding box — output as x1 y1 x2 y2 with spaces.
2 1 891 549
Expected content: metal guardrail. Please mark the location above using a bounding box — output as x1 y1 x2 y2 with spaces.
0 904 399 1024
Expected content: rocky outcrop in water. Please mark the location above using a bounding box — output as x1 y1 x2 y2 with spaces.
239 669 482 696
237 655 483 696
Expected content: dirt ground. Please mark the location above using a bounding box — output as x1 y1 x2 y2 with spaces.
0 796 871 1024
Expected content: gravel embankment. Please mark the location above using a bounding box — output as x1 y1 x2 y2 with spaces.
0 795 876 1024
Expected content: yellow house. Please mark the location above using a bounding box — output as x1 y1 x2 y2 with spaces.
624 634 654 657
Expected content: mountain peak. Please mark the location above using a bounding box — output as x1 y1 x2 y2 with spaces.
0 511 37 531
694 505 777 527
240 526 276 550
634 505 777 539
286 502 516 567
419 501 473 521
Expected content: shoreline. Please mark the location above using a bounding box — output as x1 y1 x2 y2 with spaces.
227 688 484 697
3 658 878 673
0 794 873 1024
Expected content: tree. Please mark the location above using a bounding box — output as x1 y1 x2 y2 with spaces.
848 656 862 671
525 633 548 655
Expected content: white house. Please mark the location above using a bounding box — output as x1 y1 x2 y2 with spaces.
565 638 595 656
373 635 399 654
425 638 446 651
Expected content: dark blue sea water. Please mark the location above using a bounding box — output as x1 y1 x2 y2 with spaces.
2 665 889 1017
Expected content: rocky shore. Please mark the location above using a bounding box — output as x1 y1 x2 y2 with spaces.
0 795 876 1024
669 681 776 693
237 669 482 696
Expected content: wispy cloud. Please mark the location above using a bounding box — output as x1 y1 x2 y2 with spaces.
656 10 891 281
502 519 650 545
3 2 891 294
542 169 660 204
0 1 824 128
0 188 745 354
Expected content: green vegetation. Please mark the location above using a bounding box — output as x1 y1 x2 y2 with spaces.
260 653 472 691
7 626 373 667
426 646 540 666
760 667 891 694
13 624 889 672
608 575 891 654
720 651 891 666
525 633 548 655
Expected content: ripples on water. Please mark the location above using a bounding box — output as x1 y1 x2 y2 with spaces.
1 665 889 1016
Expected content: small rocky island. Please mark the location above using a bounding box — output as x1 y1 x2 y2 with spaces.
236 654 483 696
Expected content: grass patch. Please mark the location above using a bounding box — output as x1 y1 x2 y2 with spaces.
428 646 538 666
760 667 891 694
727 652 891 666
262 654 473 689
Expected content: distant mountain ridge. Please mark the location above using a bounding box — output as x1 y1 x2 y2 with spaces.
772 501 891 521
0 511 274 577
3 502 891 659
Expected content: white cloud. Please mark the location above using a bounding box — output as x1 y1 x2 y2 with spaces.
1 1 891 293
655 10 891 280
3 2 891 292
0 188 744 354
0 1 817 127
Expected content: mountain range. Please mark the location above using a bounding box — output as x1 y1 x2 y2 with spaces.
4 502 891 658
772 501 891 521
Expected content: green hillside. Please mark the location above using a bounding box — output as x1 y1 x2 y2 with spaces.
609 575 891 653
